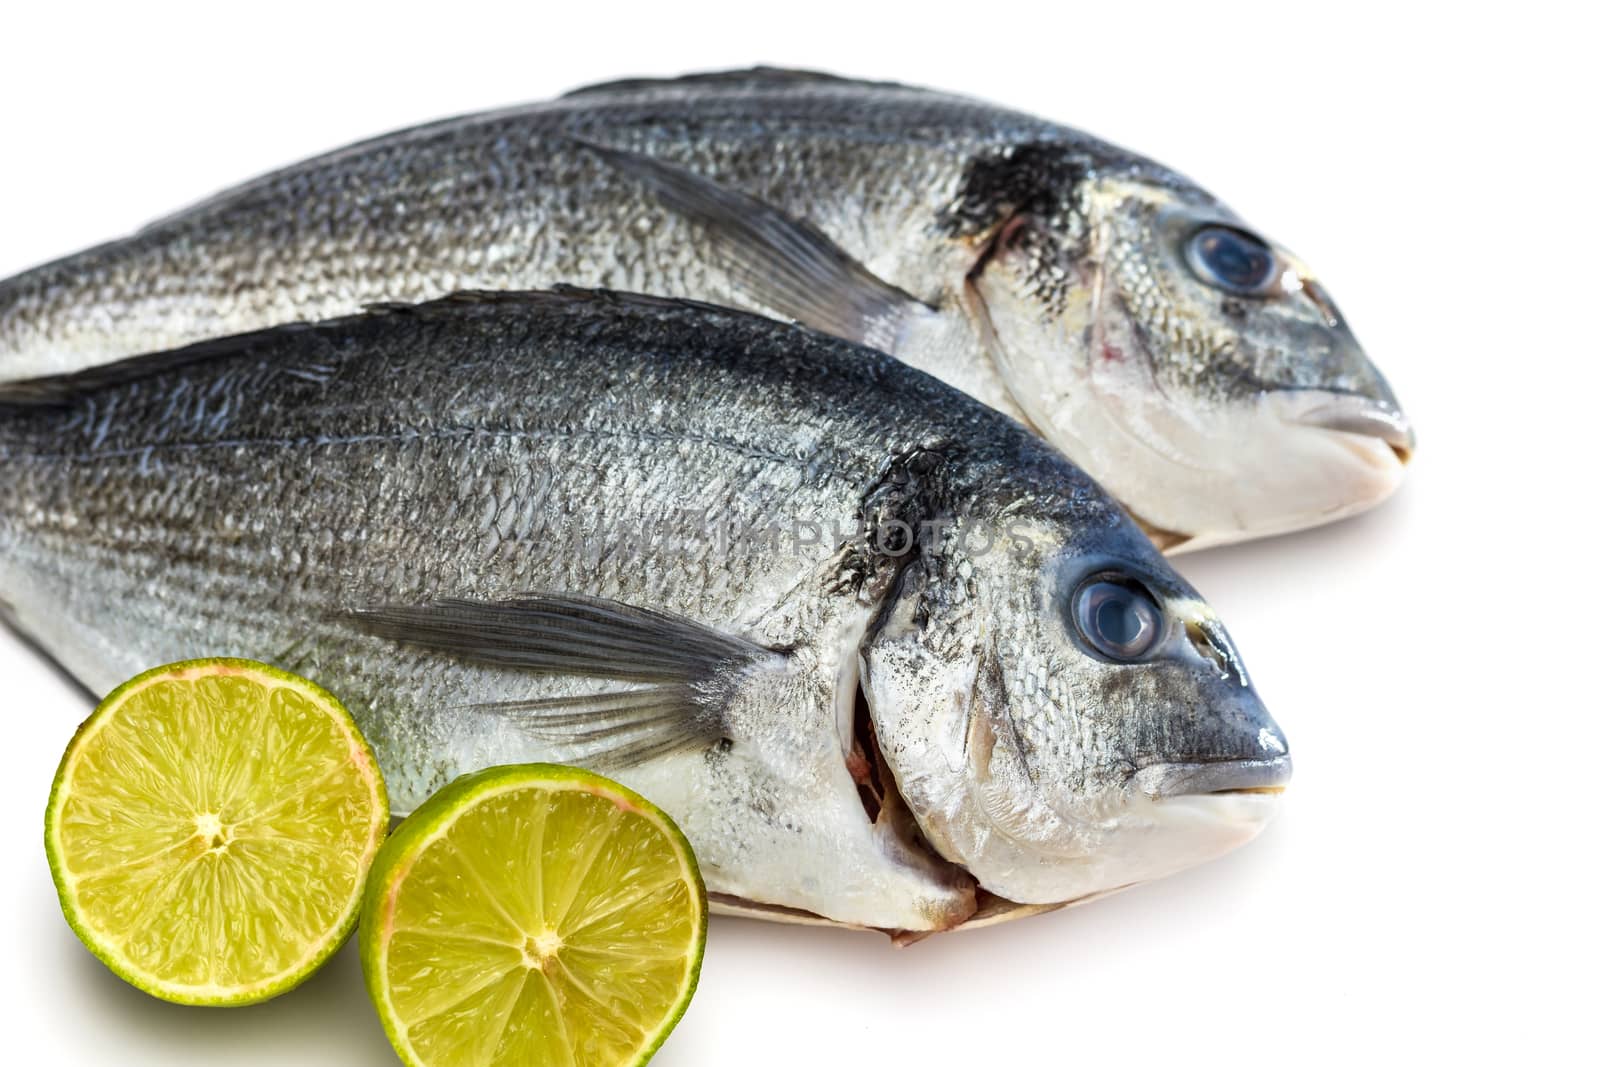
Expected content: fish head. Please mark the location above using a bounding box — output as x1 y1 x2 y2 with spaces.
858 494 1289 905
962 152 1413 549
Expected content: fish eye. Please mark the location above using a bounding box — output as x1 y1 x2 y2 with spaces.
1072 577 1164 662
1185 225 1281 296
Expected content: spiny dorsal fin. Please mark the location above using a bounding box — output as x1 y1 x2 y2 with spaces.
562 67 920 99
0 321 337 408
347 594 786 767
577 140 933 352
0 287 812 409
364 285 781 327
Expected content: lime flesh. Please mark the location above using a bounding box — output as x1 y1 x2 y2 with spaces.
361 764 706 1067
44 658 389 1005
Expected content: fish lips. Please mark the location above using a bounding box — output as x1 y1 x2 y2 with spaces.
1279 389 1416 463
1129 753 1294 800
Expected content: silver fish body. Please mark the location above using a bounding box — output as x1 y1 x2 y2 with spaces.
0 68 1410 549
0 292 1289 933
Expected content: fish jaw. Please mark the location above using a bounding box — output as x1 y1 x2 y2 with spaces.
969 260 1413 549
857 740 1287 907
1085 776 1287 890
863 734 1289 907
1107 754 1291 885
1082 387 1413 553
986 789 1286 906
881 751 1289 908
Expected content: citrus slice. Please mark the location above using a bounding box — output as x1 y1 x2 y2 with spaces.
360 764 706 1067
43 658 389 1005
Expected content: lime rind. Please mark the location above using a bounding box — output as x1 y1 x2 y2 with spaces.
361 764 706 1067
44 658 389 1006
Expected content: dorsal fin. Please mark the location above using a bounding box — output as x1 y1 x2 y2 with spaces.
562 67 920 99
0 287 811 408
0 321 333 407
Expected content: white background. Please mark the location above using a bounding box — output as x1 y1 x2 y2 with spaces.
1 2 1593 1063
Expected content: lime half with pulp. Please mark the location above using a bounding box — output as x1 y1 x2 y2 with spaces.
44 658 389 1005
360 764 706 1067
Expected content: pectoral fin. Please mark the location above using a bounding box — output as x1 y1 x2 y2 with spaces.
577 139 932 352
348 594 784 766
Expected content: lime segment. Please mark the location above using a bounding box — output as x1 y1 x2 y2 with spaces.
361 764 706 1067
44 658 389 1005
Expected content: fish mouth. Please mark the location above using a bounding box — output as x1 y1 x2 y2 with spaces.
1128 755 1293 800
1282 391 1416 464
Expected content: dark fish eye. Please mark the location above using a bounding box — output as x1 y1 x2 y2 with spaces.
1185 225 1280 296
1072 577 1163 661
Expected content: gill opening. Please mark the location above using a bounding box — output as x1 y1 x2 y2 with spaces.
844 677 956 881
845 680 887 824
958 215 1053 446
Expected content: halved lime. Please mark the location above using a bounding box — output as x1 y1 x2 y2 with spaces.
44 658 389 1006
360 764 706 1067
